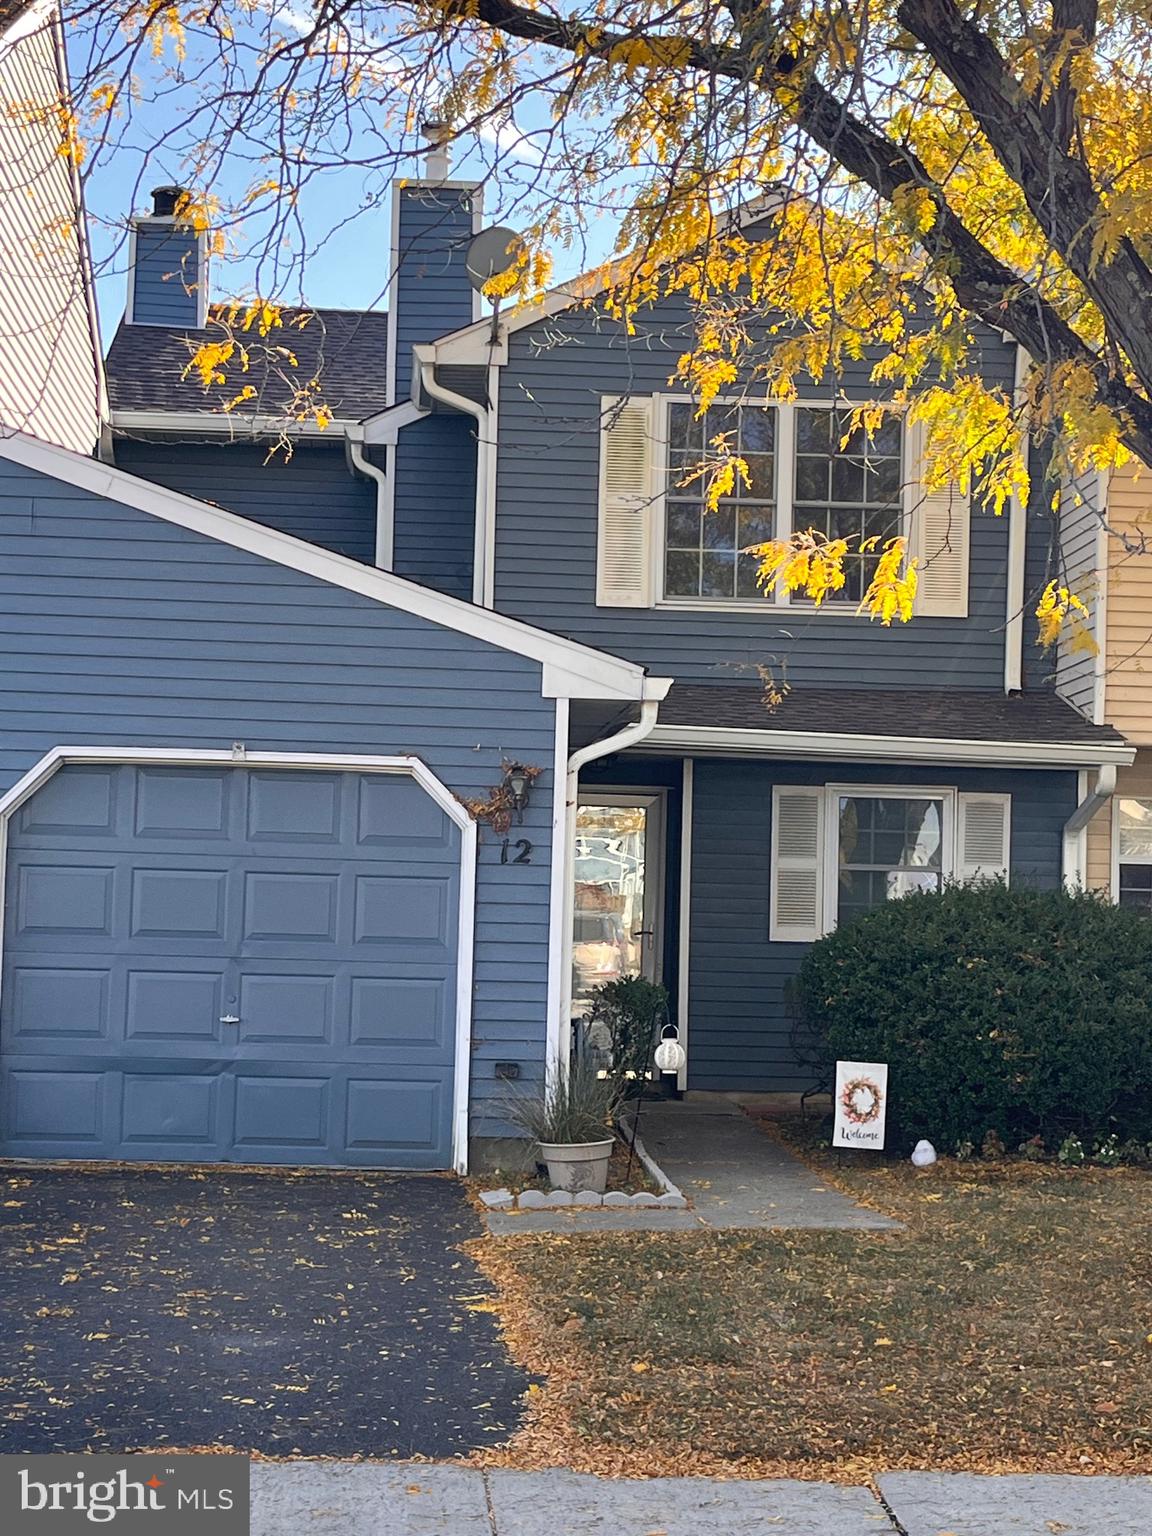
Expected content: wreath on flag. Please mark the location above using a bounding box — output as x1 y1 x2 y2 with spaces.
840 1075 883 1126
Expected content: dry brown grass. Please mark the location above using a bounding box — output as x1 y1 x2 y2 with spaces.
470 1119 1152 1481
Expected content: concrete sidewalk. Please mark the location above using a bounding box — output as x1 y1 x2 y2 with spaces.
486 1094 898 1234
249 1462 1152 1535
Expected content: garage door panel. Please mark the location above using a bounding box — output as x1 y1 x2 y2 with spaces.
121 1072 221 1148
349 977 451 1054
135 769 230 839
346 1076 443 1159
357 775 455 849
126 969 224 1042
232 1072 331 1155
15 864 115 937
2 766 462 1168
9 967 109 1041
5 1066 107 1148
353 875 452 952
237 973 334 1044
242 871 338 943
16 766 117 838
246 772 341 844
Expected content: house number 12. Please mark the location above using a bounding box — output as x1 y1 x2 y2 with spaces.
500 838 532 864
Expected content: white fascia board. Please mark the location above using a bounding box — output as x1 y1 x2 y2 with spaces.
637 723 1135 769
0 428 653 701
112 409 359 440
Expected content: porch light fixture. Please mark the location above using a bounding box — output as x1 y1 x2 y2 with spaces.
502 762 533 824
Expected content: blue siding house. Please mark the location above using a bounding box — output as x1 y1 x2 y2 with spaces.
0 157 1131 1171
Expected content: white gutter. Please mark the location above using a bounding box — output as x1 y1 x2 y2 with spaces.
413 345 492 607
1004 343 1030 692
112 408 358 439
344 426 391 569
639 723 1134 769
554 690 671 1079
1062 763 1117 887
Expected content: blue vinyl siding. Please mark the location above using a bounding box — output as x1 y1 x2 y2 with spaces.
130 224 202 327
493 300 1018 688
114 440 377 564
686 757 1077 1092
0 460 558 1133
393 186 477 401
393 413 476 599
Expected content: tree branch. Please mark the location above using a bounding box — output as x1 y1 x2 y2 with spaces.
460 0 1152 457
896 0 1152 399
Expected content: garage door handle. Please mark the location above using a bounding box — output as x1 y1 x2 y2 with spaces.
219 1015 240 1025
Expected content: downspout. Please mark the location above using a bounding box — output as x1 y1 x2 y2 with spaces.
1003 343 1030 692
414 346 491 605
555 692 667 1078
344 425 392 568
1062 763 1116 889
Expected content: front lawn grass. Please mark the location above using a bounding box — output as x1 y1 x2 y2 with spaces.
475 1120 1152 1479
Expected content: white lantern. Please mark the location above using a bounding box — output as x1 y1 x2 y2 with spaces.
653 1037 685 1072
911 1139 937 1167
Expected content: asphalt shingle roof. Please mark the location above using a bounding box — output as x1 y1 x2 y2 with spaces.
661 682 1127 747
105 306 390 421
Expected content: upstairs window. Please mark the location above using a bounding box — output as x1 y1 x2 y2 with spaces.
1117 798 1152 910
664 402 776 599
794 409 904 602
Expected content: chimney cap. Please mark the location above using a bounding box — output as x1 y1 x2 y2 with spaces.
150 184 189 218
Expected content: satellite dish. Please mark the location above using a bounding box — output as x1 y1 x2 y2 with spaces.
466 226 525 293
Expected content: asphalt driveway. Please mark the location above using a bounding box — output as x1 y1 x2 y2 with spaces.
0 1166 529 1457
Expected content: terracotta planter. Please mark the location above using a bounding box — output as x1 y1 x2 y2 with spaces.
537 1137 614 1194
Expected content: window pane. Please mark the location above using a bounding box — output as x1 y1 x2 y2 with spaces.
665 550 699 596
701 551 736 597
666 501 701 548
1119 864 1152 911
1118 799 1152 859
794 408 904 604
663 403 775 599
702 505 737 550
836 795 944 924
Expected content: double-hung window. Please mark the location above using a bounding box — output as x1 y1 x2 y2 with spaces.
793 409 904 603
834 791 947 925
1116 798 1152 910
661 400 904 605
770 784 1010 942
664 402 776 599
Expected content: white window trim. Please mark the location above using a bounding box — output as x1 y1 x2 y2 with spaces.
1111 794 1152 905
821 783 957 934
653 394 908 612
0 747 478 1173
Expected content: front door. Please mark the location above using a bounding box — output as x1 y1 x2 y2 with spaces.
572 792 664 1013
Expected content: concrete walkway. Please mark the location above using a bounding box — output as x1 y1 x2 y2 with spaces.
486 1094 898 1234
249 1462 1152 1535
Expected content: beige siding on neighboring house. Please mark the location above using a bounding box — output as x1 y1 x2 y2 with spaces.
1086 753 1152 896
0 2 102 452
1103 462 1152 746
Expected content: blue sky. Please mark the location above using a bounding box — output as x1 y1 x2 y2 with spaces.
71 9 617 344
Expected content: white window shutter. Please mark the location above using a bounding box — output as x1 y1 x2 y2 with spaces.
957 793 1011 882
906 417 970 618
596 395 654 607
770 787 825 941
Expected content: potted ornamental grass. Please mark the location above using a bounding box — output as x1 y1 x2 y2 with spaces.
504 1060 621 1193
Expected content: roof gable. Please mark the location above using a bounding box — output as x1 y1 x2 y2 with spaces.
0 429 667 703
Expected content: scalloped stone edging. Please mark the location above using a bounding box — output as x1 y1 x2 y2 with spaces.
478 1115 688 1212
479 1187 688 1211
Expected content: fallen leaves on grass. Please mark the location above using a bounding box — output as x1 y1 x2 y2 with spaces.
471 1117 1152 1481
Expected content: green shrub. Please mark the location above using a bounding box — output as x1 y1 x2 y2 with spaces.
795 881 1152 1152
584 975 669 1098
